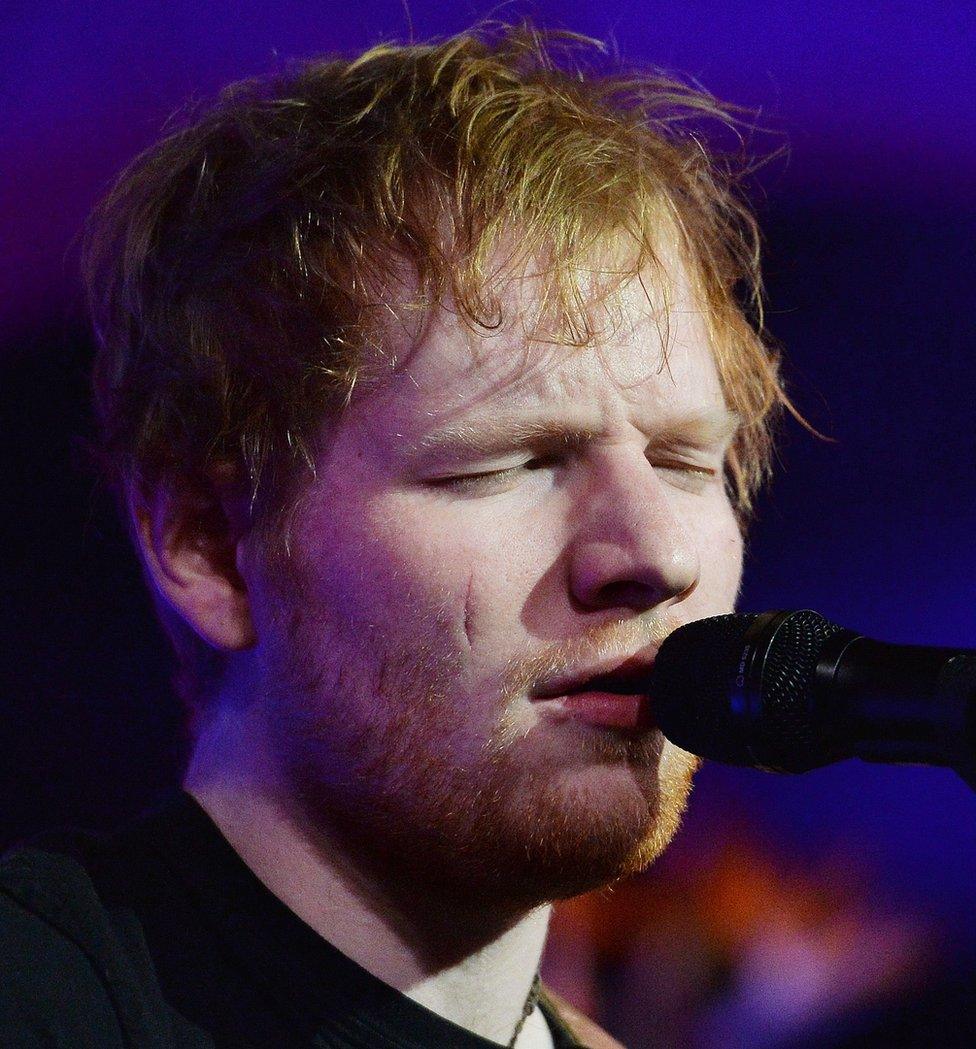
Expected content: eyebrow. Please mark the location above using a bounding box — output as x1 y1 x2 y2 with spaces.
413 407 742 459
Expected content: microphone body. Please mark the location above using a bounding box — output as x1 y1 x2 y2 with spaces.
650 610 976 777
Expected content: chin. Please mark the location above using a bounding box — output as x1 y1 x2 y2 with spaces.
476 739 701 905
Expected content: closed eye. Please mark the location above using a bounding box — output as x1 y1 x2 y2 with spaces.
654 461 718 492
429 455 562 493
660 463 712 474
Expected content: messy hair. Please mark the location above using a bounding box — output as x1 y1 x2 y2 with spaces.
83 21 806 721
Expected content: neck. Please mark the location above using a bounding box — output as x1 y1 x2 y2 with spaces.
184 718 554 1046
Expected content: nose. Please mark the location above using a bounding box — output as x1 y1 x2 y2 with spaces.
568 448 700 614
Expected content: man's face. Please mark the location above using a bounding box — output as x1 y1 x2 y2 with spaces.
247 254 744 909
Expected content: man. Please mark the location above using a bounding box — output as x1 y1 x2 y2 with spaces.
0 23 793 1048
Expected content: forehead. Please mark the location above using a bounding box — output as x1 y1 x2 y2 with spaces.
351 251 726 442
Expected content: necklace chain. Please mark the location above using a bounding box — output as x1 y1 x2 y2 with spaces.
507 973 542 1048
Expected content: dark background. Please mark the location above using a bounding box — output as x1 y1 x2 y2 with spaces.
3 3 975 1044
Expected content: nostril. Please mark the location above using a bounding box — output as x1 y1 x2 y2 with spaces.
594 579 664 609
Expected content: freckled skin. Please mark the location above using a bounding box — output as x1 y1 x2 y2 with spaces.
245 258 744 912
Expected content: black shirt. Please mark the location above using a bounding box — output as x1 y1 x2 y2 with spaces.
0 791 582 1047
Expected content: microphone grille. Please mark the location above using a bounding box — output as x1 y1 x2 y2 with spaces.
758 610 847 766
653 610 847 768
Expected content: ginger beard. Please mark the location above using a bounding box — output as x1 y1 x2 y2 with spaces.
261 572 702 911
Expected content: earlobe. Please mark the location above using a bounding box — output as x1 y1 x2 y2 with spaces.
132 483 257 652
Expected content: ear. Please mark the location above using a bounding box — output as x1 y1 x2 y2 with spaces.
130 472 257 651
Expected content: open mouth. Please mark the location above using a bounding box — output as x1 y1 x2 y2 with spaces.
532 673 652 731
533 668 651 702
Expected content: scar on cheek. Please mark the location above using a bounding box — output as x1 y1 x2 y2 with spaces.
462 570 475 650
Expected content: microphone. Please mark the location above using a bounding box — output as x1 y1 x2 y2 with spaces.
649 610 976 781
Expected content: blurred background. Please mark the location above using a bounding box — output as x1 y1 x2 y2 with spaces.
3 2 975 1046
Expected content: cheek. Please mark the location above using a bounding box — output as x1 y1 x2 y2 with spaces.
363 501 488 637
700 513 744 606
373 499 547 657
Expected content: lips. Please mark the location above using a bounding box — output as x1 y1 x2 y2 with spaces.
531 651 658 702
530 653 658 732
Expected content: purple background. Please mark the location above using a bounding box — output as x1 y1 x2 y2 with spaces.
5 2 976 333
3 2 976 1034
